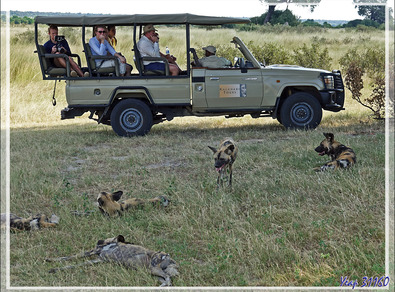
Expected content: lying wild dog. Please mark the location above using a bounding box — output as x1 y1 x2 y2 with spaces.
208 138 238 187
97 191 170 217
314 132 356 172
46 235 179 287
1 213 59 232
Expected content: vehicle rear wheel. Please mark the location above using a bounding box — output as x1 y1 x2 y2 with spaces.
279 92 322 129
110 99 153 137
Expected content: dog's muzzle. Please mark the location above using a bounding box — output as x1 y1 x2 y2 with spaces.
215 163 227 173
314 146 326 156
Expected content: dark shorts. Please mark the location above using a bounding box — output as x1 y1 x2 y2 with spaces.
144 62 165 71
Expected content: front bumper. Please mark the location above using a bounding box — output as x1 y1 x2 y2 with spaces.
319 70 345 112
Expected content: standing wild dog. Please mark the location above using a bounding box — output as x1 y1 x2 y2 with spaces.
314 132 356 171
1 213 59 232
45 235 179 287
208 138 238 187
97 191 170 217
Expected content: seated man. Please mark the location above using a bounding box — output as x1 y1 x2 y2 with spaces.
137 24 180 76
44 25 88 77
198 46 232 68
89 25 132 76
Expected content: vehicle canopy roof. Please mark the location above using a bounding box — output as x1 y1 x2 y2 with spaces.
34 13 250 26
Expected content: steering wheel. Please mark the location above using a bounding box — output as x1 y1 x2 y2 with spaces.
190 48 202 67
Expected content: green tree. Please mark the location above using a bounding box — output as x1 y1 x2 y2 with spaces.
356 5 386 24
259 0 321 24
252 9 300 26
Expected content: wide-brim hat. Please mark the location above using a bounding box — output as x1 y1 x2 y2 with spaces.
203 45 216 54
143 24 157 34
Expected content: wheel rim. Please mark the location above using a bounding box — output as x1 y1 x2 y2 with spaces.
290 102 313 126
119 108 143 132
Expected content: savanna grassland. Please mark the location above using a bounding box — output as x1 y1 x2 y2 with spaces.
1 22 392 289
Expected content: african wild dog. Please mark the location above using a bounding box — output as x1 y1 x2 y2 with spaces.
314 132 356 171
45 235 179 287
208 138 238 187
97 191 170 217
1 213 59 232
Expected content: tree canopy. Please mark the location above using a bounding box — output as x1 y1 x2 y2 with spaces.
356 5 386 24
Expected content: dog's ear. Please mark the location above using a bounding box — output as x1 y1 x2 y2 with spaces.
112 191 123 202
324 133 334 142
208 146 217 153
97 239 104 245
97 197 104 207
116 235 125 243
225 144 235 154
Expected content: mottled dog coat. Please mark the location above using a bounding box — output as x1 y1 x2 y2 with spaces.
1 213 59 232
97 191 169 217
314 132 356 171
208 138 238 187
45 235 179 287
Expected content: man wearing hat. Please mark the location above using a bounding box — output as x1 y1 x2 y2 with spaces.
198 45 231 68
137 24 180 76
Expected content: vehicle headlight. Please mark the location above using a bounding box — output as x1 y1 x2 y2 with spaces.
323 75 334 89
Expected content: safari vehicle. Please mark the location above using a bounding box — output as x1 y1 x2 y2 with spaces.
34 14 345 137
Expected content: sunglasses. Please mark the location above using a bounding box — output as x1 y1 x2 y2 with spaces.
97 30 106 34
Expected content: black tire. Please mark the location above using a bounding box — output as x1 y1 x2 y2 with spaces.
110 99 153 137
279 92 322 129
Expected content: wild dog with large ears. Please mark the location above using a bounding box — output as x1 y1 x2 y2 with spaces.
208 138 238 187
97 191 169 217
314 132 356 171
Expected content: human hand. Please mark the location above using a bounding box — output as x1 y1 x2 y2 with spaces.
151 34 159 43
98 34 106 42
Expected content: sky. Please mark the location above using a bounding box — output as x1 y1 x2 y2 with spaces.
2 0 393 21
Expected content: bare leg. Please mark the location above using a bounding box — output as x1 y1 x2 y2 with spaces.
125 64 132 76
54 56 84 77
168 63 180 76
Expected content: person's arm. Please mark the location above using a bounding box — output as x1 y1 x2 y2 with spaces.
88 38 108 56
114 52 126 63
62 40 72 55
138 37 160 58
105 40 117 56
43 41 55 54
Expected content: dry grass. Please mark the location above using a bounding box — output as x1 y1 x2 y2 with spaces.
1 24 391 289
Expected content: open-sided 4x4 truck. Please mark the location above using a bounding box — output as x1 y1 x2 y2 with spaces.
34 14 345 137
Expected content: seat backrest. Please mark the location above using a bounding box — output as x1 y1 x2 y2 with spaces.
133 45 144 74
37 45 51 72
84 43 97 70
133 44 168 76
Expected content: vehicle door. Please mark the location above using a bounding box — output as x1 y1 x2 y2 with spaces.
204 68 263 109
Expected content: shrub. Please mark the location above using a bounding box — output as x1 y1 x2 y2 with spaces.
340 47 386 119
291 43 332 70
247 41 292 65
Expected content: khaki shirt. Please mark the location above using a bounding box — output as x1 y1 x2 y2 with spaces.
199 55 231 68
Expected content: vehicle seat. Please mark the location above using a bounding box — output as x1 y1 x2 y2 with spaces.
83 43 120 77
36 45 69 78
133 46 169 76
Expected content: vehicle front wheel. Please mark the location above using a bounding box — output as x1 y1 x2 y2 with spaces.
279 92 322 129
110 99 153 137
